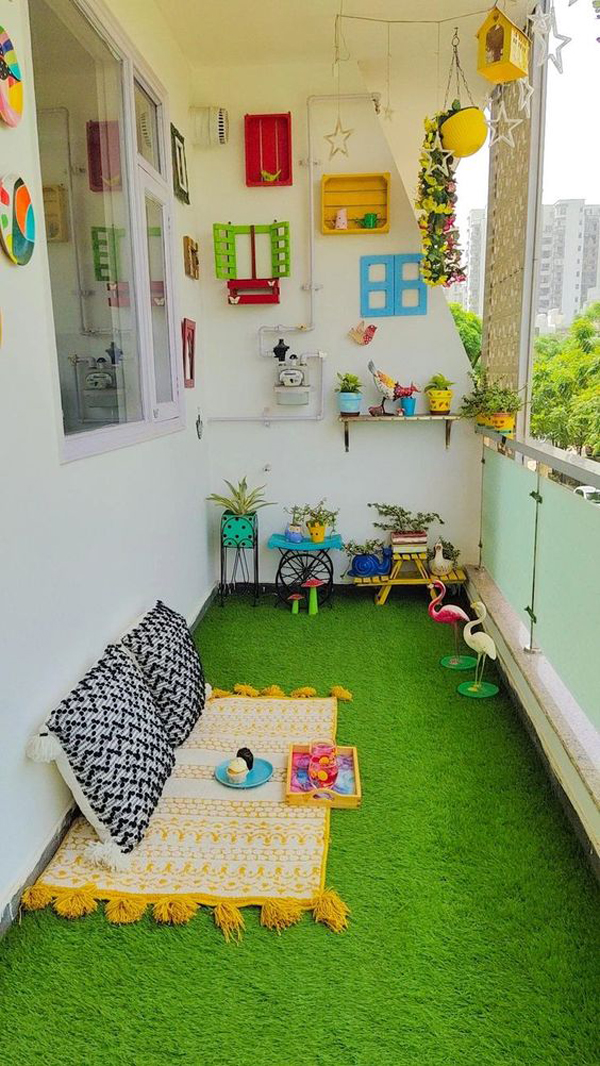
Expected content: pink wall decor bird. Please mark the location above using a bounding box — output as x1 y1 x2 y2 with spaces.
427 580 473 669
348 320 377 345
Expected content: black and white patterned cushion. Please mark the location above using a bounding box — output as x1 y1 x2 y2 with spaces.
46 644 174 853
121 601 205 747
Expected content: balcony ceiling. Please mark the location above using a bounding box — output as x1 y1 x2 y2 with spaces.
156 0 535 66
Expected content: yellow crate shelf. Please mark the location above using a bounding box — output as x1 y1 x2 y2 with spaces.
321 172 390 235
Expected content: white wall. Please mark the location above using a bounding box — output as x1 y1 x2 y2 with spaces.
0 0 213 912
190 60 481 577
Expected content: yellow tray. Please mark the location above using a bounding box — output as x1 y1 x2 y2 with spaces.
285 744 362 808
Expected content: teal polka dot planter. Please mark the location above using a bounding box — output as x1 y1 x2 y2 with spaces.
220 511 257 548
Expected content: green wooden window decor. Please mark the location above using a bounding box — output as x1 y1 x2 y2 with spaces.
213 221 290 280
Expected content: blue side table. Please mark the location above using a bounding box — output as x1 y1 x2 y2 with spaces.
267 534 344 608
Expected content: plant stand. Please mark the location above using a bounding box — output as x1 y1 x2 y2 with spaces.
219 512 260 606
267 533 343 608
351 546 466 605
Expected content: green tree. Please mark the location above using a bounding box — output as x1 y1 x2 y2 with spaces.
448 302 482 367
531 302 600 456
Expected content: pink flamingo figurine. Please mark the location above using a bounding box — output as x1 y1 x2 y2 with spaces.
427 580 476 670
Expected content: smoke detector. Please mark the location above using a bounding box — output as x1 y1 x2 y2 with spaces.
190 106 229 147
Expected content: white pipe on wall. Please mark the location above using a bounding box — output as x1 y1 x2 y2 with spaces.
209 92 380 425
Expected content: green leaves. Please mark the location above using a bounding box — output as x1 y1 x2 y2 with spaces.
207 476 275 515
368 503 444 533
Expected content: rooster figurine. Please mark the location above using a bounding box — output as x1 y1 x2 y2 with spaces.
367 360 419 416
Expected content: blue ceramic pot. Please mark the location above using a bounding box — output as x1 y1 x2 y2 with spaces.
401 395 417 417
285 524 304 543
338 392 362 415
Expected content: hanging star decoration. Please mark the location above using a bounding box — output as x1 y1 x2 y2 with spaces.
517 77 534 118
546 5 572 73
530 4 553 64
488 97 523 148
424 131 456 180
324 115 354 158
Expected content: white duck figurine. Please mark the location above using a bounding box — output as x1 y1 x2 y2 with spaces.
429 539 454 577
463 601 497 689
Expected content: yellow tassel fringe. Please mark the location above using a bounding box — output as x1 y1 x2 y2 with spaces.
313 890 350 933
153 896 198 925
330 685 353 702
233 683 260 698
260 685 286 698
53 886 98 919
21 884 53 911
210 688 232 699
290 686 317 699
105 897 147 924
213 901 245 943
260 899 304 933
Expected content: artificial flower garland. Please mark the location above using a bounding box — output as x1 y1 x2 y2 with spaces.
415 103 466 287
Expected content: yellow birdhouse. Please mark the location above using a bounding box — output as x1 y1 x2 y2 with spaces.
476 7 530 84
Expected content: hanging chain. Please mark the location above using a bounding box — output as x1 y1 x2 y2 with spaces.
443 27 476 110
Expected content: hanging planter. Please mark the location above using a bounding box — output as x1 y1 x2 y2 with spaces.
440 104 488 158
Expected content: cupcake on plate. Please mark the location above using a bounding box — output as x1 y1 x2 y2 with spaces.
226 756 249 785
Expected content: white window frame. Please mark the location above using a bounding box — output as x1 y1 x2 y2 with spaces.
38 0 184 462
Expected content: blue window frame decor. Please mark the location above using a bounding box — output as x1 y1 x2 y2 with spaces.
360 253 428 317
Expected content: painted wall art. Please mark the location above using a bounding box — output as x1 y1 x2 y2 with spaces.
171 124 190 204
183 235 199 279
0 174 35 265
43 184 68 242
182 317 196 387
0 26 23 127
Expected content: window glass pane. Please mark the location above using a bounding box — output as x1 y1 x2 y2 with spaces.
134 80 160 172
530 1 600 459
145 195 173 404
30 0 142 436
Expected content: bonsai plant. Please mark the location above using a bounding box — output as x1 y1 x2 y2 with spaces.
424 373 455 415
207 477 274 547
336 372 362 416
305 499 339 544
368 503 443 546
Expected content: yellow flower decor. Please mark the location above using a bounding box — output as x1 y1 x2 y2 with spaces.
260 685 287 698
415 102 466 288
289 686 317 699
210 688 232 699
232 684 260 698
330 685 353 702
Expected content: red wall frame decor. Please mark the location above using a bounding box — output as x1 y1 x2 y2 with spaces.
244 113 292 187
86 121 122 192
182 318 196 388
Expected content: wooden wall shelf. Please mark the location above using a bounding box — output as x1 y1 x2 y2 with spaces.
244 113 293 187
321 173 390 234
338 414 459 452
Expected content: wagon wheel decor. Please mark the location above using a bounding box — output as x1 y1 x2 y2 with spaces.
274 550 334 606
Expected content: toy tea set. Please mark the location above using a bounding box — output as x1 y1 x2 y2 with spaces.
215 742 361 808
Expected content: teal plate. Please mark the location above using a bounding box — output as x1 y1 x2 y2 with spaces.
214 758 274 789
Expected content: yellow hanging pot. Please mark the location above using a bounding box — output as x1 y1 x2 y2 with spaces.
440 106 488 158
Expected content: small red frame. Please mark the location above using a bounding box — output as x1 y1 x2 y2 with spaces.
182 318 196 388
244 113 293 187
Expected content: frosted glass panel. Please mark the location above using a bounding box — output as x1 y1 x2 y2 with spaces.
535 479 600 727
481 447 537 627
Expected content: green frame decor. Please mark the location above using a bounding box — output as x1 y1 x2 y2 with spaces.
213 221 290 280
171 124 190 205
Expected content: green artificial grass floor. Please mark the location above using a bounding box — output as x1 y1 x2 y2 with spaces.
1 594 599 1066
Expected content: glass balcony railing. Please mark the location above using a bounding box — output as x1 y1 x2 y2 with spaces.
480 437 600 730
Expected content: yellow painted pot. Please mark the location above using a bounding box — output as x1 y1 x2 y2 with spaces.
427 389 453 415
476 414 491 427
488 411 516 438
307 522 326 544
440 107 488 159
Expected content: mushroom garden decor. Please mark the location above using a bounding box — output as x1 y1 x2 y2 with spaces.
288 593 304 615
302 577 324 616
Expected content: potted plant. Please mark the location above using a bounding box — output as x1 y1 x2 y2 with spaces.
416 109 467 287
424 373 455 415
459 371 523 437
344 539 392 577
439 98 488 159
336 372 363 416
207 477 274 547
284 504 308 543
305 499 339 544
368 503 443 548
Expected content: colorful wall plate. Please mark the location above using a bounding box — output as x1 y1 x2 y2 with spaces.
0 26 23 127
0 174 35 265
